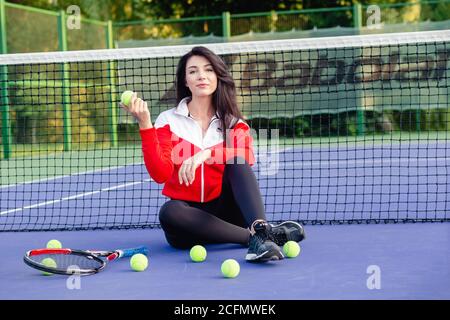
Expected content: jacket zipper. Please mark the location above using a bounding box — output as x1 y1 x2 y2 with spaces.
186 114 218 203
187 116 205 202
201 163 204 203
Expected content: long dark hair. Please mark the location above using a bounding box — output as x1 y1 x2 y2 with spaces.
175 46 244 142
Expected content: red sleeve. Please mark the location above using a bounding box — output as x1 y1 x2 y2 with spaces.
140 126 174 184
208 122 255 166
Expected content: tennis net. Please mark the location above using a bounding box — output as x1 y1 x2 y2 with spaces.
1 30 449 231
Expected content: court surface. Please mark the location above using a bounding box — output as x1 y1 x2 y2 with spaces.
0 222 448 300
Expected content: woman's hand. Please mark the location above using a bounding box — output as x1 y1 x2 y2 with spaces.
119 92 153 129
178 149 212 186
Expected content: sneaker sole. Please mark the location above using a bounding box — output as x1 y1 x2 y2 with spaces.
246 250 284 262
271 221 306 242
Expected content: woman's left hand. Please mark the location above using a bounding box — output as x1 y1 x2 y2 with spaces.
178 149 212 186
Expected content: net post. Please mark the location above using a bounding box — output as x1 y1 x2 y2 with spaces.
353 3 365 136
106 20 118 148
416 109 421 132
0 69 10 159
0 0 11 159
222 11 231 40
356 109 365 136
58 10 72 151
353 3 362 29
57 9 68 54
0 0 6 54
270 10 278 32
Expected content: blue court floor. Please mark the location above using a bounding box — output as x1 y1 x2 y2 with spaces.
0 223 448 300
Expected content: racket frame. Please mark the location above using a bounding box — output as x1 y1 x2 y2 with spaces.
24 246 148 276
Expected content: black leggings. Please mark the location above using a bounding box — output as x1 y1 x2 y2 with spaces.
159 157 266 249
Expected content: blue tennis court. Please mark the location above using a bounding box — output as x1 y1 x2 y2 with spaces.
0 223 448 299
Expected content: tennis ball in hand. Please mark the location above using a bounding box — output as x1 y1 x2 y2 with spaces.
46 239 62 249
121 90 134 108
283 241 301 258
221 259 240 278
190 245 207 262
41 257 57 276
130 253 148 272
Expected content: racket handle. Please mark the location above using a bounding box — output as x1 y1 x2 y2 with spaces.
119 246 149 258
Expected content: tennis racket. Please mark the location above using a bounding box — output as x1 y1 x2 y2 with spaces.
24 246 148 276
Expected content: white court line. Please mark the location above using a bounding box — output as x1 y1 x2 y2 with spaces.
0 162 145 190
275 157 450 169
0 179 151 216
255 145 450 167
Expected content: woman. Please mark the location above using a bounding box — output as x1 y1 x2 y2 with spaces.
121 46 305 262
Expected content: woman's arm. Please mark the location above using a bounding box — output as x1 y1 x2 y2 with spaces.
120 92 173 183
140 126 174 184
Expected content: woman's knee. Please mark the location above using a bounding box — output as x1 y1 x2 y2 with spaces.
159 200 186 226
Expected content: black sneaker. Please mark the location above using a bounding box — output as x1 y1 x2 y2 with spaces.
270 221 306 246
246 220 284 262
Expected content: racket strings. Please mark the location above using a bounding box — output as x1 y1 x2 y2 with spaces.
31 253 103 271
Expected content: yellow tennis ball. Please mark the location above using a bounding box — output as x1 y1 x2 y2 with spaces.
130 253 148 272
283 241 301 258
41 257 57 276
121 90 134 107
46 239 62 249
190 245 207 262
221 259 240 278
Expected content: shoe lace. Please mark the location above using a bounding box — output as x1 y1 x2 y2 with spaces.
249 222 270 247
248 231 265 252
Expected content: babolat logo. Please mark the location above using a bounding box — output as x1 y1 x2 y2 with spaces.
235 49 450 90
156 47 449 103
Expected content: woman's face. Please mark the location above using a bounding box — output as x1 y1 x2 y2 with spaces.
185 55 218 98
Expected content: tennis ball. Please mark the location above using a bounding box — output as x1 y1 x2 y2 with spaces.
46 239 62 249
190 245 207 262
121 90 134 108
221 259 240 278
41 257 57 276
283 241 301 258
130 253 148 272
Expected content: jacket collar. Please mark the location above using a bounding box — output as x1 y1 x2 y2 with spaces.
175 97 220 120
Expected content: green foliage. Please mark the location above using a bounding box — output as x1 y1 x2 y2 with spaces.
6 0 450 50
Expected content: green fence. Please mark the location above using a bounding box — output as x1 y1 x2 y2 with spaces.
2 0 450 54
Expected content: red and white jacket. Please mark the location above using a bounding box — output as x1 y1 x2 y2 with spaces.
139 97 255 203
